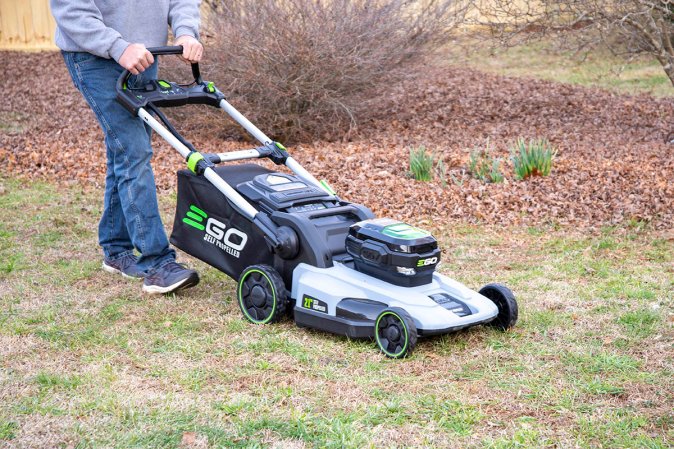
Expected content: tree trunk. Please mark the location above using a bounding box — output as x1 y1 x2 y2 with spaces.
663 57 674 88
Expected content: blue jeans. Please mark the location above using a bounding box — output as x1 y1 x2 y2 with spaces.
62 51 175 274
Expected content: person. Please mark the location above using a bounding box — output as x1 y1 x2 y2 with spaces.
50 0 203 294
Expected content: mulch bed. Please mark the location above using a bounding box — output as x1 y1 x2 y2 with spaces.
1 51 672 230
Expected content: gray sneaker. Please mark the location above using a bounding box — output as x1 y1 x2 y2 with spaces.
142 262 199 295
102 253 144 279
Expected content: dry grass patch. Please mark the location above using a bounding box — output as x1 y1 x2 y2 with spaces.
444 36 674 98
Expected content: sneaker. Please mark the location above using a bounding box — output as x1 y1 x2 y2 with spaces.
142 262 199 295
102 253 144 279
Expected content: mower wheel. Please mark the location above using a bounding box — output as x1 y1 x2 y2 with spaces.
479 283 518 330
237 264 287 325
375 307 417 359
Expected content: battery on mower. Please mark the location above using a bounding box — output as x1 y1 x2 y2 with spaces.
345 218 441 287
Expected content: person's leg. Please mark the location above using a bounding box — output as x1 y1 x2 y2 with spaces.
62 51 198 291
63 52 134 263
99 154 132 257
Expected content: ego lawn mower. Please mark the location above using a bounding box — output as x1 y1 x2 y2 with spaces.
116 47 518 358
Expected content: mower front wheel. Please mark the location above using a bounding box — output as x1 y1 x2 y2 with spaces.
237 264 287 325
375 307 417 359
479 283 518 330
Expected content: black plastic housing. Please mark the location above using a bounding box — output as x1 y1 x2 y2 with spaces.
170 164 374 288
345 218 441 287
117 79 225 115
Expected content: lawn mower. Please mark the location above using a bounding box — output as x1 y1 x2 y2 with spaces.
116 46 518 358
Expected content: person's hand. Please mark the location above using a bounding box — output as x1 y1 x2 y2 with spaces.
119 43 154 75
174 35 203 63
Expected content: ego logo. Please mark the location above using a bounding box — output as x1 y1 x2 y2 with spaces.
183 205 248 258
416 257 438 267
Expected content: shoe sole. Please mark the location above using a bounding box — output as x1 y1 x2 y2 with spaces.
102 262 143 280
142 272 200 295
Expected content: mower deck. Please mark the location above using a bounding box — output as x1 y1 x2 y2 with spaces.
291 262 499 338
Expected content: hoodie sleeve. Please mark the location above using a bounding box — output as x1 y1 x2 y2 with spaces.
168 0 201 39
50 0 130 61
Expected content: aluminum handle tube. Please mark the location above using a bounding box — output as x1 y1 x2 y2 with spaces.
139 108 191 158
218 100 331 194
219 99 272 145
216 149 262 162
138 107 259 220
203 167 258 219
286 157 330 193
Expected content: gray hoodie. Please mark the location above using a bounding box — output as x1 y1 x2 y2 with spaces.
50 0 201 62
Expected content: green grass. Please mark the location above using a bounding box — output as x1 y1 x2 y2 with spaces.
469 141 505 183
409 145 435 182
510 137 556 180
0 112 28 134
446 38 674 97
0 420 18 440
0 176 672 448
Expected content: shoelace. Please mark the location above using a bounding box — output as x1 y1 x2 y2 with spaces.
161 262 187 274
117 254 138 270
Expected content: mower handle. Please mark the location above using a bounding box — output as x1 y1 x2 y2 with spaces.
115 45 203 94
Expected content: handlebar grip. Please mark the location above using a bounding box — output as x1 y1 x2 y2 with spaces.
147 46 184 55
147 46 202 83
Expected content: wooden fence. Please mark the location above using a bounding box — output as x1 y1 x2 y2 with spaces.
0 0 56 50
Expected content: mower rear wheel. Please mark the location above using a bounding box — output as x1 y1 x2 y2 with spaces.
237 264 287 324
375 307 417 359
479 283 518 330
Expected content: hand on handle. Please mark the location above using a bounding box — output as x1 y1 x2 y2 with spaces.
174 35 203 64
119 43 155 75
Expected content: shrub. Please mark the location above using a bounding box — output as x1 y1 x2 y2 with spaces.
203 0 467 142
510 138 557 180
468 142 504 183
409 146 435 182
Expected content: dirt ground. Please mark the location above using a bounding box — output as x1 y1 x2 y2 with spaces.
0 50 673 230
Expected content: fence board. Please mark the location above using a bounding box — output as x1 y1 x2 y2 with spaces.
0 0 57 50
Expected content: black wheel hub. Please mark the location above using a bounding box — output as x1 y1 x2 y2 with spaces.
377 315 406 355
385 325 401 341
250 285 267 308
241 272 273 322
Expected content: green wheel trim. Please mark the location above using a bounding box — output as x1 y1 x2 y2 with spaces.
238 269 277 324
375 311 409 358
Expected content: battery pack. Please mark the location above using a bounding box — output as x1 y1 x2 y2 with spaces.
345 218 441 287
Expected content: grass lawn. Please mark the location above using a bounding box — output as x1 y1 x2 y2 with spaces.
0 177 671 448
445 38 674 98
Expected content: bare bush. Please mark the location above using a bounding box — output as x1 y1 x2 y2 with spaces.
202 0 467 142
470 0 674 87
